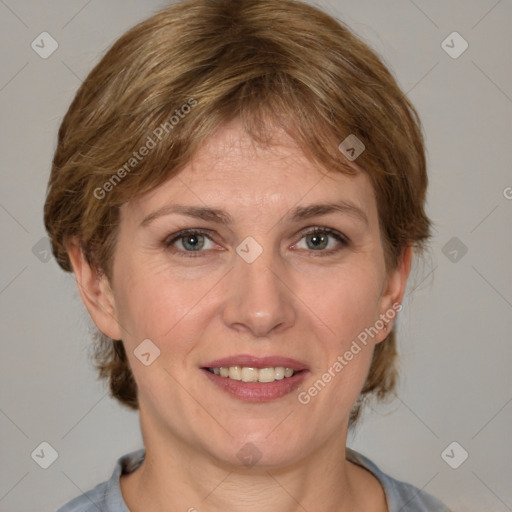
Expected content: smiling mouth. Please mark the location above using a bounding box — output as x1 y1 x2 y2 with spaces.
206 366 299 383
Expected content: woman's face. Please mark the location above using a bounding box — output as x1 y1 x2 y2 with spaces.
88 120 409 467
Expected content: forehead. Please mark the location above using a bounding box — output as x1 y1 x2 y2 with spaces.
186 119 347 183
123 119 377 223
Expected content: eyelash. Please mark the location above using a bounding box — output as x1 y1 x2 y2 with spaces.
162 227 350 258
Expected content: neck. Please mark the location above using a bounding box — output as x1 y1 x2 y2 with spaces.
120 416 376 512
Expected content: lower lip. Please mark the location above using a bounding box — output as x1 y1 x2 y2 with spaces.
201 369 308 402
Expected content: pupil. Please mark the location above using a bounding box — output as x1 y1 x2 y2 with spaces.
184 235 203 250
309 233 327 250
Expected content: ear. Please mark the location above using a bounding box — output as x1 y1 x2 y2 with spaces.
374 245 413 343
66 238 123 340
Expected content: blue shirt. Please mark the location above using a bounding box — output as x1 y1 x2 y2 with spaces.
57 448 450 511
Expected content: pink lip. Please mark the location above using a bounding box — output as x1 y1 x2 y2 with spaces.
201 354 309 371
201 368 309 402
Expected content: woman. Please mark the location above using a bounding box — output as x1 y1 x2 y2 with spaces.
45 0 450 510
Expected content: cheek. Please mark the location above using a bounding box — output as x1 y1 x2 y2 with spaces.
303 262 383 344
112 257 219 350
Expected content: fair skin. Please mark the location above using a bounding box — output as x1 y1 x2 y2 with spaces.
67 119 412 512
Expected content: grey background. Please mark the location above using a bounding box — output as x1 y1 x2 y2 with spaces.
1 0 511 511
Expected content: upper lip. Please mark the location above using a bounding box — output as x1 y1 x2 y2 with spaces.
202 354 309 371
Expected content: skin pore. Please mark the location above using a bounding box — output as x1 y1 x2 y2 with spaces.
67 119 412 512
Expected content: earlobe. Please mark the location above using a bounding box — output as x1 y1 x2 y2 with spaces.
375 245 413 343
65 238 123 340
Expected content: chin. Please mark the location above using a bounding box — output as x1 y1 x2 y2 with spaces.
202 427 310 471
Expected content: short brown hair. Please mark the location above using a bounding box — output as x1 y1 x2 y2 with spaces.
44 0 431 426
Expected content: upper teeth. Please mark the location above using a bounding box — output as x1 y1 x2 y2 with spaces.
210 366 295 383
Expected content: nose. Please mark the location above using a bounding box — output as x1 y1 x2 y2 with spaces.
221 245 297 337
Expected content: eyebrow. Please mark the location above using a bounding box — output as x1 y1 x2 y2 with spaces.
140 200 369 228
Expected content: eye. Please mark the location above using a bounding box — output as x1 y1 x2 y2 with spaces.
163 226 349 258
293 227 349 255
163 229 218 257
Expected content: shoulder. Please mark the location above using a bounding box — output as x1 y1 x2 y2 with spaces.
346 448 451 512
56 480 109 512
56 449 145 512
